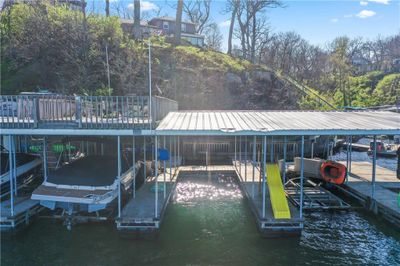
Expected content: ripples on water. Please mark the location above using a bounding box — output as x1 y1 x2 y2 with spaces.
1 172 400 265
174 172 242 205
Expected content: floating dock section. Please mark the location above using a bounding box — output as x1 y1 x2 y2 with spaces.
339 161 400 226
0 196 43 230
234 161 302 237
117 157 180 235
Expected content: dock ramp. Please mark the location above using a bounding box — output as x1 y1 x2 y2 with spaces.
266 164 291 219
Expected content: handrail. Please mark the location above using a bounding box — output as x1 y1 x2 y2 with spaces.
0 95 178 129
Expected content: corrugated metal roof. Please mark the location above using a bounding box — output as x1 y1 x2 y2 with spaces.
156 111 400 136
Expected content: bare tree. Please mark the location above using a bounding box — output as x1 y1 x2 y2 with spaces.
234 0 282 62
175 0 184 45
205 23 223 51
105 0 110 16
183 0 211 34
225 0 239 55
133 0 141 39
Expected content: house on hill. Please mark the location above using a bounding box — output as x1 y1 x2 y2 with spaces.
120 16 204 47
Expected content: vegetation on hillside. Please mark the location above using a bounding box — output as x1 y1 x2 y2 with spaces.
1 3 399 111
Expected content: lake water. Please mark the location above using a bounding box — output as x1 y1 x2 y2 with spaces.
2 172 400 265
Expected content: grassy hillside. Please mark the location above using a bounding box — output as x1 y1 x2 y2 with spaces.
1 3 397 111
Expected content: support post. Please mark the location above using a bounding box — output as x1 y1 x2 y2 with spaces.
13 137 17 195
132 135 136 198
117 136 121 218
169 136 172 181
177 136 180 167
239 136 242 174
163 136 166 199
234 136 237 168
311 141 314 159
154 136 159 218
8 135 15 217
244 136 247 181
174 136 177 174
283 136 287 184
262 136 267 218
346 135 350 183
371 135 377 201
270 136 274 163
252 136 256 198
349 135 352 174
43 136 48 182
300 136 305 223
143 137 146 179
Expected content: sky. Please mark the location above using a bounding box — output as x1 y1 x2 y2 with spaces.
105 0 399 51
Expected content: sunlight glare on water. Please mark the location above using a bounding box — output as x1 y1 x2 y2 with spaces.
1 171 400 265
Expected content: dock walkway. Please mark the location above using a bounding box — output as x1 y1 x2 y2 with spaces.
340 161 400 226
233 161 302 237
0 196 43 230
117 165 178 231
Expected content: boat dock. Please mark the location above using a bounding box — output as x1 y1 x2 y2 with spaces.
233 160 302 237
117 157 180 234
0 196 43 230
1 96 399 235
339 161 400 226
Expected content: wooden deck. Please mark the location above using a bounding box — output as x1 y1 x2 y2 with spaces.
340 161 400 226
233 161 302 237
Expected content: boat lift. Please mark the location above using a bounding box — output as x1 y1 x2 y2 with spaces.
285 178 350 211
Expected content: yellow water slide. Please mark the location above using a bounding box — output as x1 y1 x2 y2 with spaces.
266 164 291 219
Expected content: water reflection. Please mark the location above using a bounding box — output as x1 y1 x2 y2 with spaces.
174 172 243 204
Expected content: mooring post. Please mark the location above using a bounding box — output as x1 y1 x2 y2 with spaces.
245 136 247 181
371 135 377 204
117 136 121 218
283 136 287 184
43 136 48 182
163 136 166 199
262 136 267 218
8 135 15 217
132 135 136 198
155 135 159 218
300 136 305 224
252 136 256 198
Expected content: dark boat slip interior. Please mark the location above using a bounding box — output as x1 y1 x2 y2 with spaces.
0 152 38 175
47 155 130 187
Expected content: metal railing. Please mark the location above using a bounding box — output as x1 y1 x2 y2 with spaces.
0 95 177 129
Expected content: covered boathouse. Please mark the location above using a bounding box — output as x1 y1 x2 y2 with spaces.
1 94 399 236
